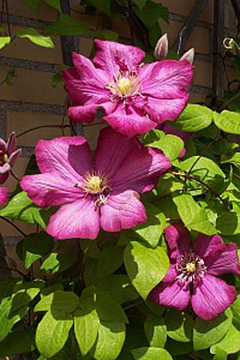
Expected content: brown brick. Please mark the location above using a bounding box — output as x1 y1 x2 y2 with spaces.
7 0 59 21
4 157 29 192
190 92 206 104
192 60 212 87
0 219 35 237
157 0 195 17
185 27 210 54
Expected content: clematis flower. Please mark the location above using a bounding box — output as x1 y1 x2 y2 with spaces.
149 223 240 320
0 132 21 184
62 39 193 138
20 128 171 240
0 187 7 206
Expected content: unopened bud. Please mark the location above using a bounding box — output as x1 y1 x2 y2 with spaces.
154 34 168 60
180 48 195 64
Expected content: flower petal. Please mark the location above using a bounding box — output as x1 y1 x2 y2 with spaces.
21 173 84 207
0 187 7 206
165 223 191 260
93 39 145 76
159 123 191 143
8 149 21 167
6 132 17 155
105 104 157 138
0 172 9 185
194 234 223 260
140 60 193 99
149 280 190 311
112 146 171 193
67 101 117 124
62 53 109 105
191 274 237 320
162 263 178 283
47 198 100 240
0 163 11 175
94 127 137 179
35 137 92 181
206 242 240 276
100 190 147 232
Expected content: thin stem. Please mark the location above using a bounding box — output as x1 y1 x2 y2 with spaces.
172 171 231 211
10 170 20 182
16 124 70 139
123 300 144 311
219 90 240 111
0 216 27 236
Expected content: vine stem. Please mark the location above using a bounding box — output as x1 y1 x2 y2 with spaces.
10 170 20 182
171 171 231 211
0 216 27 236
16 124 70 139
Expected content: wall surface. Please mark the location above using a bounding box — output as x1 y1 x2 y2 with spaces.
0 0 237 274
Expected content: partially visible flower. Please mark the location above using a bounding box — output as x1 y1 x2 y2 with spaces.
159 122 191 157
180 48 195 64
0 187 7 206
21 127 171 240
149 223 240 320
154 34 168 60
62 39 193 138
0 132 21 184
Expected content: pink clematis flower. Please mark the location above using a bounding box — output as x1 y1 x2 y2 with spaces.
149 223 240 320
62 40 193 138
0 132 21 184
20 128 171 240
0 187 7 206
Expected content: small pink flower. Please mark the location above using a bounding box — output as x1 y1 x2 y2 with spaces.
62 39 193 138
0 187 7 206
154 34 168 60
21 128 171 240
149 223 240 320
0 132 21 184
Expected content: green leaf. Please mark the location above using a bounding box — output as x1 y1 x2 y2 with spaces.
231 294 240 330
222 152 240 168
36 311 73 358
20 0 40 13
91 321 126 360
133 0 148 11
46 14 89 36
213 347 228 360
173 193 216 235
134 204 166 247
87 0 111 14
97 246 124 278
11 280 44 313
43 0 62 12
210 325 240 355
35 290 79 315
40 252 77 274
216 211 240 235
0 37 11 50
93 29 119 41
16 28 54 48
0 192 48 228
144 315 167 348
0 327 35 356
174 104 213 132
157 173 184 197
74 308 100 356
124 241 169 300
20 232 54 269
214 110 240 134
165 309 193 343
134 1 168 28
193 308 233 351
51 72 62 87
131 347 172 360
0 298 26 342
4 69 17 85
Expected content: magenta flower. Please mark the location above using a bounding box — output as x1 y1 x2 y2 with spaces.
0 132 21 184
149 223 240 320
62 40 193 138
20 128 171 240
0 187 7 206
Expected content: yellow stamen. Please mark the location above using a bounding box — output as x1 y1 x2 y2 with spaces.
117 77 131 96
186 262 196 273
86 175 103 194
3 154 8 163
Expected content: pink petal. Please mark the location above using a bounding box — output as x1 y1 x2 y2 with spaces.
194 234 223 259
6 132 17 155
93 39 145 76
165 224 191 260
94 127 137 179
62 53 109 105
0 187 7 206
112 146 171 194
8 149 21 167
21 173 84 207
149 280 190 311
0 163 11 175
67 101 117 124
35 137 92 182
162 263 178 283
144 96 189 124
47 198 100 240
100 190 147 232
0 172 9 185
206 242 240 276
159 123 191 143
105 104 157 138
191 274 237 320
140 60 193 99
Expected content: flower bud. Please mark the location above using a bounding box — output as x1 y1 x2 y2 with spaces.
154 34 168 60
180 48 195 64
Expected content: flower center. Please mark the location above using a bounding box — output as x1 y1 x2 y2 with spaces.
106 70 141 101
86 175 104 194
176 251 206 284
0 151 8 166
117 77 131 96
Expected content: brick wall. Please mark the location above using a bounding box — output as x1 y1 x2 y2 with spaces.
0 0 237 273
